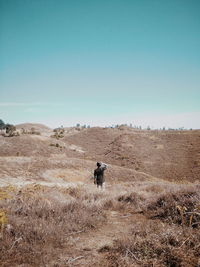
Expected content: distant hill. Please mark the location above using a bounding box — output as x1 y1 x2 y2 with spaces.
16 123 51 131
66 127 200 182
0 125 199 182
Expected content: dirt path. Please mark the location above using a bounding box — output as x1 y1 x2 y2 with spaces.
61 209 144 266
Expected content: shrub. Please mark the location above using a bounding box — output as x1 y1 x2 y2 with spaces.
118 192 145 210
146 189 200 227
49 143 63 148
52 127 65 139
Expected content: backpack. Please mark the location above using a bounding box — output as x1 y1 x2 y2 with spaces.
99 162 107 170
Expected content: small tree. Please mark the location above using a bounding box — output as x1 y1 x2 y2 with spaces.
0 119 5 130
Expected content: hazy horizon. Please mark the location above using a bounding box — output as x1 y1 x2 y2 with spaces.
1 110 199 130
1 0 200 129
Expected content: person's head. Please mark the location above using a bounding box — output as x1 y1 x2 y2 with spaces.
97 162 101 167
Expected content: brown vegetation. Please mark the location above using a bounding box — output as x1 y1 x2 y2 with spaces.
0 185 106 266
98 186 200 267
102 219 200 267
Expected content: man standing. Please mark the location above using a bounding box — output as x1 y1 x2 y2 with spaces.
94 162 107 189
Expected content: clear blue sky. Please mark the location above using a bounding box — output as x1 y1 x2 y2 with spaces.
0 0 200 128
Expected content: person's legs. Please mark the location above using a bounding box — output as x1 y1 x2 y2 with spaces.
97 182 103 189
98 183 104 190
96 177 103 189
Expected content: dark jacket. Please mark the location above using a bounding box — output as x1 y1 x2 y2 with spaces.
94 167 105 185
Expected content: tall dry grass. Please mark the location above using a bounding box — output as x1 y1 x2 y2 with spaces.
0 181 199 266
0 185 106 266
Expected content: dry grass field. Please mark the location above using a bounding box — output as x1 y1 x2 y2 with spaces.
0 124 199 266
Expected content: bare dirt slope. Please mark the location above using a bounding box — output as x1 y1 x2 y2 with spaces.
66 127 200 182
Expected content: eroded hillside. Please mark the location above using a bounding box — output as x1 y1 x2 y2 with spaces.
1 125 200 183
66 127 200 182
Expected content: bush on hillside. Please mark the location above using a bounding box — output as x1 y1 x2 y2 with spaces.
21 127 41 135
51 127 65 139
146 188 200 227
2 124 19 137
